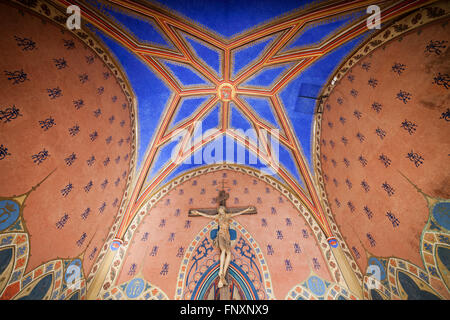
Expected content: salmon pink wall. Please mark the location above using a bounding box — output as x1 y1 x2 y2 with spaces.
320 20 449 273
116 169 333 299
0 2 133 276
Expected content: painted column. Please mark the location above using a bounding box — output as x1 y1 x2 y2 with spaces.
327 237 363 299
86 239 122 300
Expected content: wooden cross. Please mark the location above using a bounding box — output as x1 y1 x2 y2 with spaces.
188 186 256 299
218 179 228 193
188 189 257 217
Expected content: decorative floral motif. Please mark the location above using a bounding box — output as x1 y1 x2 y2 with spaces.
31 149 49 164
39 117 56 130
406 151 424 167
53 58 67 69
391 63 406 75
0 105 22 123
396 90 411 103
14 35 37 51
424 40 447 55
400 120 417 134
5 69 29 84
63 39 75 50
432 73 449 89
47 87 62 99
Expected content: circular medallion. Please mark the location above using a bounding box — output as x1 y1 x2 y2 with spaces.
110 239 122 251
217 83 235 102
327 237 339 248
307 275 326 296
0 199 20 231
126 278 145 298
432 202 450 230
65 259 82 286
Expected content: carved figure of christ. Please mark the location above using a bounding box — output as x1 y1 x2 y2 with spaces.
189 191 256 288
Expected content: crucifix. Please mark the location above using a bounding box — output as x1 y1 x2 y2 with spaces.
189 181 257 289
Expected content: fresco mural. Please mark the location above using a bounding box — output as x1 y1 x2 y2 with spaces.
0 0 136 300
108 166 342 300
285 273 359 300
362 200 450 300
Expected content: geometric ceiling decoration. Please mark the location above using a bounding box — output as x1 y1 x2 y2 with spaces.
168 95 213 130
159 60 215 87
96 3 175 49
283 9 366 52
180 32 223 79
147 101 221 186
279 33 372 172
239 95 284 132
241 62 295 89
231 33 281 79
61 0 432 242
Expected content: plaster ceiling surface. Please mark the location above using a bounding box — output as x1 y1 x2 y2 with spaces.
82 1 373 176
52 0 430 238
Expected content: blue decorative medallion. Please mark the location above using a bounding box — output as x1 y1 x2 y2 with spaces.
126 278 145 298
432 202 450 230
307 276 326 296
0 199 20 231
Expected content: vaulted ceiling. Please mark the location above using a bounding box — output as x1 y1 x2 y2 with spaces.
1 0 449 301
53 0 435 240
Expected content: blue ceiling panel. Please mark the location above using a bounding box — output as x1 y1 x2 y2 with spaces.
279 33 372 173
170 95 213 129
230 103 254 132
284 10 366 51
151 0 322 39
192 102 221 141
183 34 223 78
88 23 174 170
229 103 261 149
161 60 213 87
275 143 307 191
146 133 184 184
241 63 294 88
240 95 281 130
231 35 278 79
86 0 174 48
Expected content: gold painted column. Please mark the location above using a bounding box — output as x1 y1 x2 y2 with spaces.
86 239 122 300
327 237 363 299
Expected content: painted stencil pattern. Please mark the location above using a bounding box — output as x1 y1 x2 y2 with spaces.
316 8 450 300
113 169 336 299
0 0 136 299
